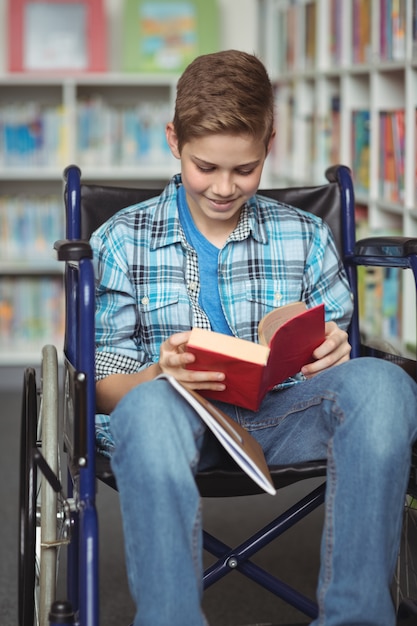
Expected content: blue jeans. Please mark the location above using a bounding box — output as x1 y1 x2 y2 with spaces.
110 357 417 626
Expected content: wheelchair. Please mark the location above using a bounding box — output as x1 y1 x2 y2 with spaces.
18 163 417 626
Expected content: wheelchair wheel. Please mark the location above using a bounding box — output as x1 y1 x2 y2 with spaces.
19 345 60 626
19 365 37 626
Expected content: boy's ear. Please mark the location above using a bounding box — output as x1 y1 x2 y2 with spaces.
165 123 181 159
266 129 276 156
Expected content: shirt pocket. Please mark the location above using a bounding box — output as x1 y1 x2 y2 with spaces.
136 285 191 333
245 279 302 313
138 288 179 312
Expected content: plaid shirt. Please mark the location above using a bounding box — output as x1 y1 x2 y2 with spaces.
91 174 353 454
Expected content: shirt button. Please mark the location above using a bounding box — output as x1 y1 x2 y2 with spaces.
141 296 149 305
189 281 198 291
274 292 282 302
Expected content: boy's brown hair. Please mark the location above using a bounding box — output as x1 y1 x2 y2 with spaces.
172 49 275 152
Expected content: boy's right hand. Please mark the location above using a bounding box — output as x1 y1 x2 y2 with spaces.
159 331 226 393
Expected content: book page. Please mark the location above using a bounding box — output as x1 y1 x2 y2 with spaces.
258 301 307 346
188 327 269 365
157 374 276 495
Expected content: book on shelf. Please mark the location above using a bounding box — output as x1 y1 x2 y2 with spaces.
8 0 107 73
0 276 64 350
316 95 341 176
0 195 62 264
278 0 318 72
413 0 417 58
379 110 405 203
122 0 219 73
76 98 172 167
273 85 295 179
359 264 402 346
158 374 275 495
415 108 417 200
304 1 317 69
284 2 297 71
186 302 325 412
379 0 406 61
330 95 341 165
352 0 372 63
354 202 369 240
329 0 342 64
0 103 67 168
355 205 403 347
351 110 370 195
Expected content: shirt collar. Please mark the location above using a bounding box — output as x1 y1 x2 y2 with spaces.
150 174 268 249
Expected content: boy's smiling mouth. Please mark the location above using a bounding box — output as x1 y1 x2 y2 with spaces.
207 196 238 207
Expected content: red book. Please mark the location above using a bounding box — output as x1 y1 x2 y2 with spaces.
186 302 325 411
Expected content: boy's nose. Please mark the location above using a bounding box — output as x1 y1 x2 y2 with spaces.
212 174 236 197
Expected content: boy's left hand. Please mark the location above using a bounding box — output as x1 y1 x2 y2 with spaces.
301 321 351 378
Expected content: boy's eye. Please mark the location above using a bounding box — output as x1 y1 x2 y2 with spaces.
236 169 254 176
195 164 255 175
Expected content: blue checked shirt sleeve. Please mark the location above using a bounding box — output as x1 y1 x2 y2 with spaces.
301 219 353 329
90 217 145 379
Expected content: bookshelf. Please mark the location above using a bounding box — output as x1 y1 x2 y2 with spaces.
258 0 416 354
0 0 261 380
0 73 179 366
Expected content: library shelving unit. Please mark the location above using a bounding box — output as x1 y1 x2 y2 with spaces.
258 0 416 353
0 73 178 367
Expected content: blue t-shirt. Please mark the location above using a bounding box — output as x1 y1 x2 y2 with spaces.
178 185 232 335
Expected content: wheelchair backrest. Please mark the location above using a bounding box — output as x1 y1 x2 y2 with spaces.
60 165 361 474
75 180 344 257
63 164 360 363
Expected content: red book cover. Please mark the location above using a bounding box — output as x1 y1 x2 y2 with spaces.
186 303 325 411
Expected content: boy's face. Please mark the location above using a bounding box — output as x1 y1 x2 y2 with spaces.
166 125 273 241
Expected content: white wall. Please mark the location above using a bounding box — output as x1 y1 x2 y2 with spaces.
0 0 259 73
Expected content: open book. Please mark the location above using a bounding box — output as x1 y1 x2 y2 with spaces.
186 302 325 411
158 374 275 495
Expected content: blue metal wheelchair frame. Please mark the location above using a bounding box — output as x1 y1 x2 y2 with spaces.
48 163 417 625
52 165 99 626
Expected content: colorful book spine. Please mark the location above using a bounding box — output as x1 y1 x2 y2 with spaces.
378 110 405 203
380 0 406 61
329 0 342 64
351 110 370 195
352 0 372 63
304 1 317 69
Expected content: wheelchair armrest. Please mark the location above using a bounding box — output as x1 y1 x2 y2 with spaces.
54 239 93 262
355 236 417 258
350 236 417 269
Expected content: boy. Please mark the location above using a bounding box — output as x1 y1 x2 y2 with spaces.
90 50 417 625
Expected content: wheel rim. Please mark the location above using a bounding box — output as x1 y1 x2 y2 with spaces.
19 346 61 626
39 345 60 626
